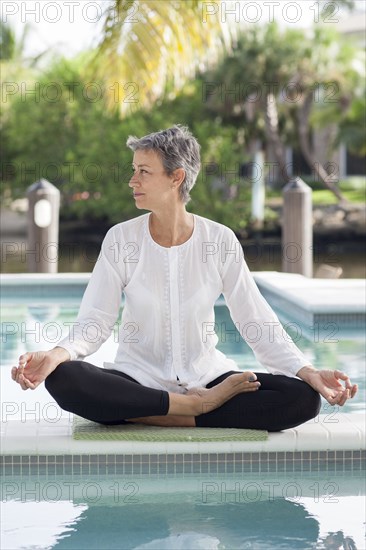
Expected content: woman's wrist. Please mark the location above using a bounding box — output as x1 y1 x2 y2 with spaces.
49 346 71 363
297 365 317 382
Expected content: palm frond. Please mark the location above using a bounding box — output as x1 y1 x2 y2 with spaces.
93 0 233 115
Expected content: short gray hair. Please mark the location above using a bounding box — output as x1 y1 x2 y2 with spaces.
126 125 201 204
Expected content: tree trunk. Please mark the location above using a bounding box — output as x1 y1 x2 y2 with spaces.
265 93 290 183
297 91 345 202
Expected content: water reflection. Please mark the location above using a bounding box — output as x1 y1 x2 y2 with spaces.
1 495 320 549
1 476 364 550
1 500 87 550
2 241 365 278
318 531 357 549
28 305 60 323
54 499 319 549
0 305 61 364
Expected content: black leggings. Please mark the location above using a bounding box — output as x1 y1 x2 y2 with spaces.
45 361 321 432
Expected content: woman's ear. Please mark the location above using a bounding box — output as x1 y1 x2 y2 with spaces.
172 167 185 187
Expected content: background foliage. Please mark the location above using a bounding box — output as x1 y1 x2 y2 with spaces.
1 13 365 230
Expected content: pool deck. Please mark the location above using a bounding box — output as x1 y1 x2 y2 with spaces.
1 414 365 476
2 414 365 456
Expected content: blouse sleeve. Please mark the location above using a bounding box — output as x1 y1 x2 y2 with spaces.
56 226 125 360
219 228 313 377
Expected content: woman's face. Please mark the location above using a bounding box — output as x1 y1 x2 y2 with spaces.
129 149 181 211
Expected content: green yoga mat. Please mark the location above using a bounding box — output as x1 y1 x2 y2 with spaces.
72 416 268 442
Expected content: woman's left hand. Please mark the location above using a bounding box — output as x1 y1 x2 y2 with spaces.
297 366 358 406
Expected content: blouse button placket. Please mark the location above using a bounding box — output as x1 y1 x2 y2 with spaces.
163 251 172 369
168 247 183 381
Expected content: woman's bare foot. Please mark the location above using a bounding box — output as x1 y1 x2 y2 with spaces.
188 371 260 415
127 372 261 426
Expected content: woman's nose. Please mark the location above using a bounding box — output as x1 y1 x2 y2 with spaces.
129 173 139 187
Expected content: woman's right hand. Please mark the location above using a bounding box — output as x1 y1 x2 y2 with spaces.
11 347 70 391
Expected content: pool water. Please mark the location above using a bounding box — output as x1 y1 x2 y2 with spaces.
1 473 365 549
1 301 365 418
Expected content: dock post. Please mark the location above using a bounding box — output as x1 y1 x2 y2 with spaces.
282 177 313 277
26 179 60 273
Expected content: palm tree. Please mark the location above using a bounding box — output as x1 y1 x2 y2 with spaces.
204 22 363 201
295 26 363 202
93 0 233 115
93 0 356 117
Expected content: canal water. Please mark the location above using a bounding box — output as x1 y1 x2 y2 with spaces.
1 238 365 278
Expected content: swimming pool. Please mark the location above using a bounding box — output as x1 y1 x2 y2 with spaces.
1 300 365 418
1 472 365 549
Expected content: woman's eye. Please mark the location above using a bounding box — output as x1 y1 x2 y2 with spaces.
131 168 148 175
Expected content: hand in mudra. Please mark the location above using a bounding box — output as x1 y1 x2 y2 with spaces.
301 368 357 406
11 348 70 391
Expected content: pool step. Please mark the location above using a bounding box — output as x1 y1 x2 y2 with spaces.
253 272 366 329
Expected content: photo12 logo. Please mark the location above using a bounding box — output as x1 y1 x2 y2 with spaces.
1 480 140 503
1 1 142 24
201 1 340 25
1 81 139 105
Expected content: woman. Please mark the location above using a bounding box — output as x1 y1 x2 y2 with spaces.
12 126 357 431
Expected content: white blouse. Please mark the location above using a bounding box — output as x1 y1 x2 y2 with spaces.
57 213 312 393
